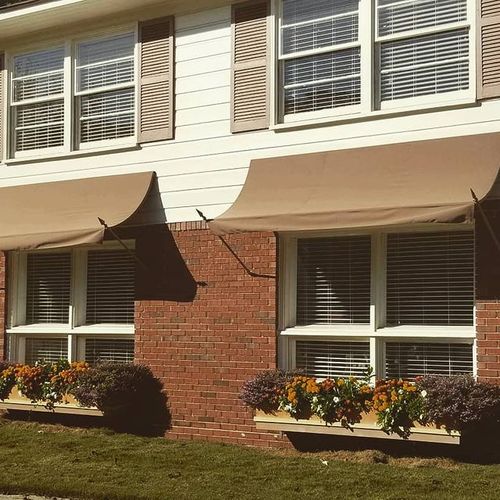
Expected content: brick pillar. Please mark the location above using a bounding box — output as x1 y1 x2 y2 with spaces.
476 201 500 384
133 223 288 447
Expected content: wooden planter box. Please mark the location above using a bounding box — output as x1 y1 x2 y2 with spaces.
0 387 103 417
254 410 460 445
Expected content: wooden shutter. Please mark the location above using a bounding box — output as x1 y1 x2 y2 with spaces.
26 252 71 324
297 236 371 325
0 53 4 161
295 340 370 379
231 1 270 133
385 342 473 380
86 249 135 324
478 0 500 99
386 231 474 327
139 17 174 142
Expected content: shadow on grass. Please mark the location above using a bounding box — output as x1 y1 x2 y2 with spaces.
286 424 500 464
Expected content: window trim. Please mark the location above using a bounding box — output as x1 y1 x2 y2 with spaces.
275 0 477 124
5 24 139 160
279 223 476 379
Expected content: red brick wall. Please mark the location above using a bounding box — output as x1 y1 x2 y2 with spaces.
133 224 287 447
476 202 500 384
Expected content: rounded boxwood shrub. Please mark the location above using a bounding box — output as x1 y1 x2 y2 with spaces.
72 363 169 435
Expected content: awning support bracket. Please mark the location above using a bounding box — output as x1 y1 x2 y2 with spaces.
196 209 275 279
98 217 150 273
471 189 500 256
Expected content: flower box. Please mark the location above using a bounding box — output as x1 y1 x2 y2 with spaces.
0 387 103 417
254 410 461 445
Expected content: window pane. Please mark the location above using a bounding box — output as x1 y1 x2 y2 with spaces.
284 47 360 114
386 231 474 326
282 1 359 55
385 342 473 380
26 253 71 324
13 73 64 102
86 249 135 324
25 338 68 365
79 88 135 143
378 0 467 37
15 100 64 151
76 33 135 92
297 236 371 325
84 338 134 364
283 0 359 28
296 340 370 378
380 29 469 102
13 47 64 102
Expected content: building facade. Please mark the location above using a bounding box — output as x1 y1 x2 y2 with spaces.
0 0 499 447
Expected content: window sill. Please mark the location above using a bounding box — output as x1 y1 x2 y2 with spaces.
7 325 134 335
3 143 141 165
281 325 475 339
272 98 478 133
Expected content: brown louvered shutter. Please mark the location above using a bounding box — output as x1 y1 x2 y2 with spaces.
231 1 270 133
0 54 5 160
478 0 500 99
139 17 174 142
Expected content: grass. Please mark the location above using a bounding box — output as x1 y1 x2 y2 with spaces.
0 421 499 500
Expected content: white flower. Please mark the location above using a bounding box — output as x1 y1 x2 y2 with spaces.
421 390 427 398
333 397 340 403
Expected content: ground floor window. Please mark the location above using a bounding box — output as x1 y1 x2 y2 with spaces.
280 227 475 379
7 242 136 365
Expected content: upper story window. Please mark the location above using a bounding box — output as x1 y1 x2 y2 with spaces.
278 0 473 122
9 31 136 158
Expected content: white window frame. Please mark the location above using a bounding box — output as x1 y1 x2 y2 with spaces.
6 25 138 160
275 0 476 124
279 224 476 379
7 240 135 364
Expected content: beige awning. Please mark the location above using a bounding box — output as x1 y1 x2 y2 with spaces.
210 133 500 235
0 171 156 251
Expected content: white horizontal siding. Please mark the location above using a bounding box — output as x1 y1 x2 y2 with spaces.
0 4 500 225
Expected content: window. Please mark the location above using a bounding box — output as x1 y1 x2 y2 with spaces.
9 31 136 158
8 243 135 365
281 229 475 379
278 0 474 122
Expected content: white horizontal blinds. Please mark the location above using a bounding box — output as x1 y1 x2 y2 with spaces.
25 338 69 364
84 338 134 364
478 0 500 99
296 340 370 378
378 0 467 36
76 33 135 145
380 29 469 101
377 0 470 103
86 249 135 324
386 231 474 326
11 47 65 152
26 253 71 324
296 236 371 325
281 0 361 115
385 342 473 380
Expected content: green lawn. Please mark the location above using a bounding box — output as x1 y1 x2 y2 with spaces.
0 420 499 500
